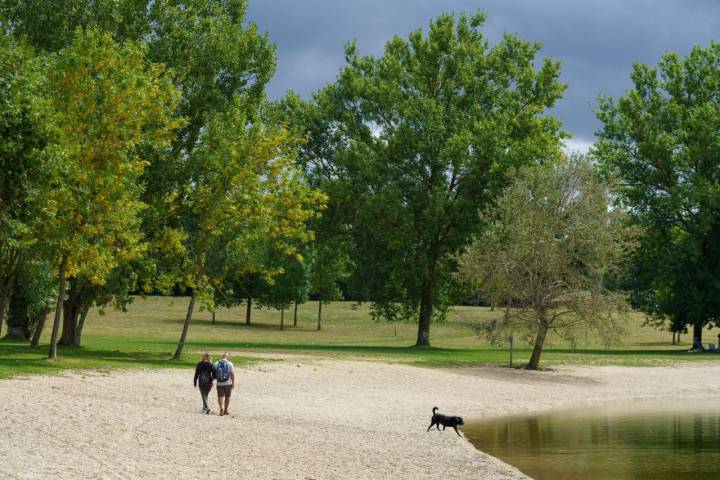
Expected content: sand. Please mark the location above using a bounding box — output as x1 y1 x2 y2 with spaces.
2 358 720 480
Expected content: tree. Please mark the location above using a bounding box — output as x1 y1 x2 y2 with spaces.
304 12 565 346
0 36 52 336
0 0 149 53
5 258 55 341
595 42 720 349
459 156 627 370
309 240 351 331
2 0 279 333
42 29 180 360
1 1 281 342
257 251 310 330
171 100 324 359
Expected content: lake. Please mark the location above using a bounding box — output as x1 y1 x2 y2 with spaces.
463 398 720 480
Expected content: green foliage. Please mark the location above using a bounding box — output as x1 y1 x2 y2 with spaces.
303 11 565 345
37 29 182 357
0 0 149 52
460 156 628 369
41 28 180 279
169 97 325 357
595 42 720 345
0 35 54 328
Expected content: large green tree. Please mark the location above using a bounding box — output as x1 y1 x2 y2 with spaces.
595 42 720 348
304 12 565 345
2 1 279 336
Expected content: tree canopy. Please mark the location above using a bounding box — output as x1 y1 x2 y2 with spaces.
595 42 720 348
460 156 627 369
301 12 566 345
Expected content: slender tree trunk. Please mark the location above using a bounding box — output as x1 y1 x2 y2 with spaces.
245 297 252 325
415 282 433 347
48 255 68 360
30 307 49 348
280 309 284 331
212 311 216 324
0 289 7 338
74 307 88 346
293 302 298 327
0 270 17 336
394 321 397 337
317 299 322 331
527 321 548 370
173 290 197 360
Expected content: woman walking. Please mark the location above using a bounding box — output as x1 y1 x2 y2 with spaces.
193 353 215 414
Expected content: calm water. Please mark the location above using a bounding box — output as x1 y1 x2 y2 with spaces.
463 398 720 480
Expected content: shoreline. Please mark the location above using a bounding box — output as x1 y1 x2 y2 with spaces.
3 359 720 479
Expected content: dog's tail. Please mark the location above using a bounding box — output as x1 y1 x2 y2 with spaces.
432 406 438 415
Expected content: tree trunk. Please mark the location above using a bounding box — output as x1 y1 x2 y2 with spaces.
212 311 216 324
293 302 298 327
48 255 68 360
30 307 50 348
74 307 89 346
173 290 197 360
0 289 7 337
59 287 81 346
317 299 322 331
280 309 284 330
527 322 548 370
245 297 252 325
693 322 703 350
6 277 30 340
0 259 18 338
415 282 432 347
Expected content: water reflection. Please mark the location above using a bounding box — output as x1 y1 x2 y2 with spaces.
463 398 720 480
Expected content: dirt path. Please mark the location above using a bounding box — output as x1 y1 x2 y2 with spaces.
2 359 720 479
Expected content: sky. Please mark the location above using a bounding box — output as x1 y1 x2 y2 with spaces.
245 0 720 152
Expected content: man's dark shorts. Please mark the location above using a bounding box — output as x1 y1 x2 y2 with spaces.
217 384 232 397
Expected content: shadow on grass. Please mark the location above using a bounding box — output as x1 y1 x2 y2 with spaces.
156 317 321 332
0 339 227 379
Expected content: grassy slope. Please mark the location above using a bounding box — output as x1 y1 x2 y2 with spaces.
1 296 719 379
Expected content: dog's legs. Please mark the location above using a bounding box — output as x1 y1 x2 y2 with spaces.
442 425 446 430
427 422 435 432
453 426 461 437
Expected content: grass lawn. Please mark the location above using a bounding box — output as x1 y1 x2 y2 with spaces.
2 296 720 379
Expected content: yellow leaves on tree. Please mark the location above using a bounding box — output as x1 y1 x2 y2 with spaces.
44 28 181 284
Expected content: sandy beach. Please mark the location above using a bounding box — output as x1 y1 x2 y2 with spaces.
2 357 720 480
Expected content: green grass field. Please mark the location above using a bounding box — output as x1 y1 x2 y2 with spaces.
1 296 720 379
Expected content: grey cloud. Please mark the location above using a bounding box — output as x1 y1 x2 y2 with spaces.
247 0 720 146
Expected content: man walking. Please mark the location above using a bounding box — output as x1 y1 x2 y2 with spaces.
214 352 235 416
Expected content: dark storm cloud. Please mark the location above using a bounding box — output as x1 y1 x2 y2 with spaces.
246 0 720 148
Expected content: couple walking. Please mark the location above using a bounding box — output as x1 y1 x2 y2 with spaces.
193 352 235 416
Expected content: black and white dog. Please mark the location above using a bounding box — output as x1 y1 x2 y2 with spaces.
427 406 464 436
